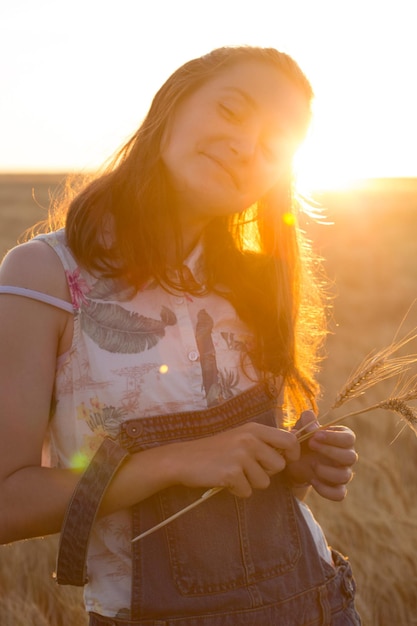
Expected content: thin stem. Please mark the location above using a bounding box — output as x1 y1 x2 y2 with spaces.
131 486 223 542
297 401 407 443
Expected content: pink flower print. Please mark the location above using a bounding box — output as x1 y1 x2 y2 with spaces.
90 396 105 410
76 401 90 421
65 269 90 309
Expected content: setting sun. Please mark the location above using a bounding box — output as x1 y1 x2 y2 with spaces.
294 92 417 193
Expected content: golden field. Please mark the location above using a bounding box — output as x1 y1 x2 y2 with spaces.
1 174 417 625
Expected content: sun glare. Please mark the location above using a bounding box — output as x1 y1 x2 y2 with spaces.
293 91 416 194
293 126 363 195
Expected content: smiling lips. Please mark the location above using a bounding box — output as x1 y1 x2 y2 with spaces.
202 153 240 189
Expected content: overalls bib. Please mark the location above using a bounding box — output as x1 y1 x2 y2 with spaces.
88 383 361 625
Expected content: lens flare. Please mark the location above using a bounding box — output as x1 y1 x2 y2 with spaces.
283 212 296 226
70 451 89 471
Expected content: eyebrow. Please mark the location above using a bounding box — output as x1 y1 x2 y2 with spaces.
221 87 257 109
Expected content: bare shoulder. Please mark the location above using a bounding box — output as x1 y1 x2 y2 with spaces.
0 240 71 487
0 238 73 356
0 238 70 302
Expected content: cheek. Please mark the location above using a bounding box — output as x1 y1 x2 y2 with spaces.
160 111 191 160
252 163 284 196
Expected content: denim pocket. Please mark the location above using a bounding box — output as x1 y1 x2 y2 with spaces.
159 476 302 596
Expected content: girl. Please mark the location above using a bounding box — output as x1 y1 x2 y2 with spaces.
0 46 360 624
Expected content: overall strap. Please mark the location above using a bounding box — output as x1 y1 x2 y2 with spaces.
55 438 129 586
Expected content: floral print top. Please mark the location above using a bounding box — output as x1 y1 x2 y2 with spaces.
36 229 262 617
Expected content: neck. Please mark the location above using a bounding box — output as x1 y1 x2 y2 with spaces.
169 204 211 266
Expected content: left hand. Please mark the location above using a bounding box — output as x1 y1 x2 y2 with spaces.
285 410 358 501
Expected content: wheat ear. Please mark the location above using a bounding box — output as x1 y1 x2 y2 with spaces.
298 391 417 444
331 327 417 409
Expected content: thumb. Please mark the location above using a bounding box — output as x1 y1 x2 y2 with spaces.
293 410 320 434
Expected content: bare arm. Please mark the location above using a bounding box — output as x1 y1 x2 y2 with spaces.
0 241 173 542
0 242 300 544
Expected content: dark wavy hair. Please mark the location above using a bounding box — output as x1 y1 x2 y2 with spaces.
50 46 327 419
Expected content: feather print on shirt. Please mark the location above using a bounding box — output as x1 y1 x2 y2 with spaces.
195 309 223 406
81 301 177 353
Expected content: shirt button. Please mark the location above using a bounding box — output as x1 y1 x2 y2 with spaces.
175 297 185 305
188 350 199 362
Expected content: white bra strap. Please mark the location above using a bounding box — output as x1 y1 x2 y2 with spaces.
0 286 74 313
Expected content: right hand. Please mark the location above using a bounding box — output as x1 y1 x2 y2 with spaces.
166 422 300 498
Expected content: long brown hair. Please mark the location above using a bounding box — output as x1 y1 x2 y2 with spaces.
51 46 327 419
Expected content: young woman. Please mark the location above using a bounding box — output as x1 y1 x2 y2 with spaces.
0 46 360 624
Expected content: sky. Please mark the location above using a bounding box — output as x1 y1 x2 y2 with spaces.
1 0 417 190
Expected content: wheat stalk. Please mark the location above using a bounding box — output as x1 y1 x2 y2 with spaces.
131 486 223 542
297 350 417 443
331 327 417 409
298 393 417 444
132 325 417 542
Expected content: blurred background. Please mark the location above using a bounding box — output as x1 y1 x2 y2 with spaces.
1 1 417 624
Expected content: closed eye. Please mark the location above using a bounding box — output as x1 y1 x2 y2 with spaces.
219 103 243 123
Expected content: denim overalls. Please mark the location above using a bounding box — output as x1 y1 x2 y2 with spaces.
86 382 361 626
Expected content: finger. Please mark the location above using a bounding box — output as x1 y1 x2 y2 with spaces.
313 463 354 486
228 424 297 469
225 460 277 497
317 447 358 467
256 446 288 475
308 431 356 462
309 428 356 451
298 410 318 427
309 442 358 467
255 426 300 462
236 423 300 463
293 410 320 436
243 459 273 490
277 436 300 463
314 440 358 465
221 467 253 498
224 448 288 496
311 480 349 502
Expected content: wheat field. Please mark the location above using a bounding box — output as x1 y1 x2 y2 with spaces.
1 174 417 626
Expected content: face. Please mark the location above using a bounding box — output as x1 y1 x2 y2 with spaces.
160 60 309 226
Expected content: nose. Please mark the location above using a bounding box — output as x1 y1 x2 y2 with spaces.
228 132 257 161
